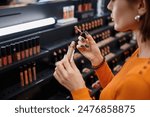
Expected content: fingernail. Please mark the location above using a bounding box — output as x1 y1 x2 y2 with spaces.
85 44 90 48
80 45 85 48
63 54 66 59
70 41 76 48
81 32 86 39
78 36 85 41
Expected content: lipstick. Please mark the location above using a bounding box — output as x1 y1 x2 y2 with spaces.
32 38 37 55
36 37 40 54
28 39 33 57
24 40 29 58
0 49 2 67
24 65 29 85
16 43 21 61
32 62 37 81
10 44 17 62
28 63 33 83
1 46 8 66
20 66 25 87
20 41 25 60
6 45 12 64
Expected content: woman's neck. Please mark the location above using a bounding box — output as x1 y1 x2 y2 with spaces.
133 30 150 58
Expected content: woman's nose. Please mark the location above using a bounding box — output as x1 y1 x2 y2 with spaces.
107 1 112 11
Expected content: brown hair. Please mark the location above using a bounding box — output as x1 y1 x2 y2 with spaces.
0 0 12 5
127 0 150 42
140 0 150 42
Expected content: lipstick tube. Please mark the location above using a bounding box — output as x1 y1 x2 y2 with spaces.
63 7 67 19
1 46 8 66
16 43 21 61
53 52 58 63
32 62 37 81
20 66 25 87
10 44 17 62
58 49 63 60
6 45 12 65
24 65 29 85
32 38 37 55
0 49 2 67
28 63 33 83
36 37 40 54
71 5 75 18
28 39 33 57
20 41 25 60
89 0 92 10
62 48 67 55
78 0 82 12
24 40 29 58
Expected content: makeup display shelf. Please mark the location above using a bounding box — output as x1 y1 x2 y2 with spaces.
0 0 137 100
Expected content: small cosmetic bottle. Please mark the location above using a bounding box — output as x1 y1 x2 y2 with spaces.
92 21 94 29
28 63 33 83
85 0 89 11
63 7 67 19
0 48 2 68
1 46 8 66
82 0 86 11
32 62 37 81
97 19 101 26
20 66 25 87
101 18 104 26
62 48 67 55
16 43 21 61
78 0 82 12
28 39 33 57
36 37 40 54
11 43 17 62
32 38 37 55
71 5 75 18
89 22 92 30
20 41 25 60
58 49 63 60
89 0 92 10
24 40 29 58
85 23 88 30
24 65 29 85
53 52 58 63
6 45 12 65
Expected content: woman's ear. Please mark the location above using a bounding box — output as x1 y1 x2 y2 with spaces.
137 0 147 15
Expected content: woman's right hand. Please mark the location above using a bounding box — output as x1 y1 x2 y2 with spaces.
77 33 103 67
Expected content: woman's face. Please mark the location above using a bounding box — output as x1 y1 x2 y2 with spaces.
107 0 139 32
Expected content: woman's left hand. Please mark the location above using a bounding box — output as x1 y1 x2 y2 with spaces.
53 55 86 92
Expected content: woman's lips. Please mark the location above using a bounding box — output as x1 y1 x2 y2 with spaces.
111 14 114 21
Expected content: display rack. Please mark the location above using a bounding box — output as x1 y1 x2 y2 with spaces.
0 0 137 100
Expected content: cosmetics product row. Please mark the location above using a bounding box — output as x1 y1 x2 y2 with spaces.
19 62 37 87
75 18 104 34
0 37 40 68
63 5 75 19
92 29 112 42
77 0 92 12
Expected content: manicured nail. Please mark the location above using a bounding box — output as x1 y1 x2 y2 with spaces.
84 31 89 36
81 32 86 39
78 36 85 41
80 45 85 48
85 44 90 48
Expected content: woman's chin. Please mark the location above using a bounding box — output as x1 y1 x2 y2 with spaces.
114 25 129 32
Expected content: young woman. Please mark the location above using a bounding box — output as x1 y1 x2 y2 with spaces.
53 0 150 100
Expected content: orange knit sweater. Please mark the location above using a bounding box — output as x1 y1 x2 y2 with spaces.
71 49 150 100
